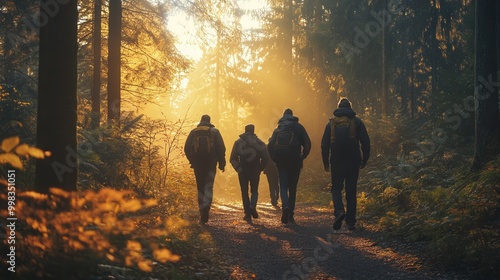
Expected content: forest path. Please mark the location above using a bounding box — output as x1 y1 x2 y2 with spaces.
202 201 467 280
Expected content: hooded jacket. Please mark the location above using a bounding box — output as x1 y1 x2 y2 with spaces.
321 107 370 167
184 121 226 168
268 114 311 163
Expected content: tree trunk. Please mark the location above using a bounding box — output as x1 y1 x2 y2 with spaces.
107 0 122 122
285 0 294 98
472 0 500 169
381 0 389 117
91 0 102 129
429 2 439 113
409 47 415 119
36 0 78 192
400 67 408 116
214 20 221 121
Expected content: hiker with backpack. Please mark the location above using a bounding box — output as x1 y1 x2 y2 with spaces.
263 150 280 208
268 109 311 224
184 114 226 225
230 124 268 222
321 98 370 231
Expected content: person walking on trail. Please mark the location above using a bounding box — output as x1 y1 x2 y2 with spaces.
263 151 280 208
184 114 226 225
321 98 370 231
268 109 311 224
230 124 268 222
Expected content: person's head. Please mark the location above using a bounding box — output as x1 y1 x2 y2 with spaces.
245 124 255 134
283 108 293 116
337 98 352 109
200 114 211 123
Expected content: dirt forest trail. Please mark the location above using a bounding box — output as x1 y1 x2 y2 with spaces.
201 201 468 280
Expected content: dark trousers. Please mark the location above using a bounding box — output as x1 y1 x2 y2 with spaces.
238 167 261 215
277 161 301 214
331 163 360 226
194 164 217 222
265 165 279 205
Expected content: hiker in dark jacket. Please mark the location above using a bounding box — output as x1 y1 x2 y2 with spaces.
263 150 280 208
230 124 268 221
184 114 226 225
268 109 311 224
321 98 370 230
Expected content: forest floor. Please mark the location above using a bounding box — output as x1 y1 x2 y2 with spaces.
192 200 474 280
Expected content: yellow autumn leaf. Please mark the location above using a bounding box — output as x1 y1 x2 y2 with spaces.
121 199 142 212
144 199 157 207
49 188 71 198
137 260 153 272
18 191 48 200
1 136 20 152
106 253 115 261
0 153 23 169
126 240 142 251
153 248 180 263
15 144 30 156
125 256 134 267
28 147 46 159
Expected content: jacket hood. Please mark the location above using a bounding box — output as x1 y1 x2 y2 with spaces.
278 114 299 130
333 107 356 119
198 121 215 128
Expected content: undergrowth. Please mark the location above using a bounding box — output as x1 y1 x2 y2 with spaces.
0 121 231 279
356 116 499 279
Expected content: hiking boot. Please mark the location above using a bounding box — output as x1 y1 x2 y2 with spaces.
281 207 289 224
347 223 356 231
251 207 259 219
243 214 252 222
333 213 345 230
200 209 209 225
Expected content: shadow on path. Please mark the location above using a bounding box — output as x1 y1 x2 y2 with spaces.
201 202 462 280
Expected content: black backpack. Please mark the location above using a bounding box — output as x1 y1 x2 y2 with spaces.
330 116 356 148
192 126 214 158
272 125 300 161
238 137 262 166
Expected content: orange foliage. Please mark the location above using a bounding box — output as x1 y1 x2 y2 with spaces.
0 184 183 275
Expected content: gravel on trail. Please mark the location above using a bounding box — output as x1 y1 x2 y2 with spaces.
200 202 472 280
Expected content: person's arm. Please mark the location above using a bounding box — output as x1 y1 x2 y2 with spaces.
267 130 277 160
297 123 311 159
259 140 269 171
357 119 370 167
229 140 240 172
321 122 331 170
213 129 226 171
184 130 194 164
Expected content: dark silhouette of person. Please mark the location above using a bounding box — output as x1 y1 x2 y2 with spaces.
184 114 226 225
268 109 311 224
230 124 268 221
263 151 280 208
321 98 370 230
